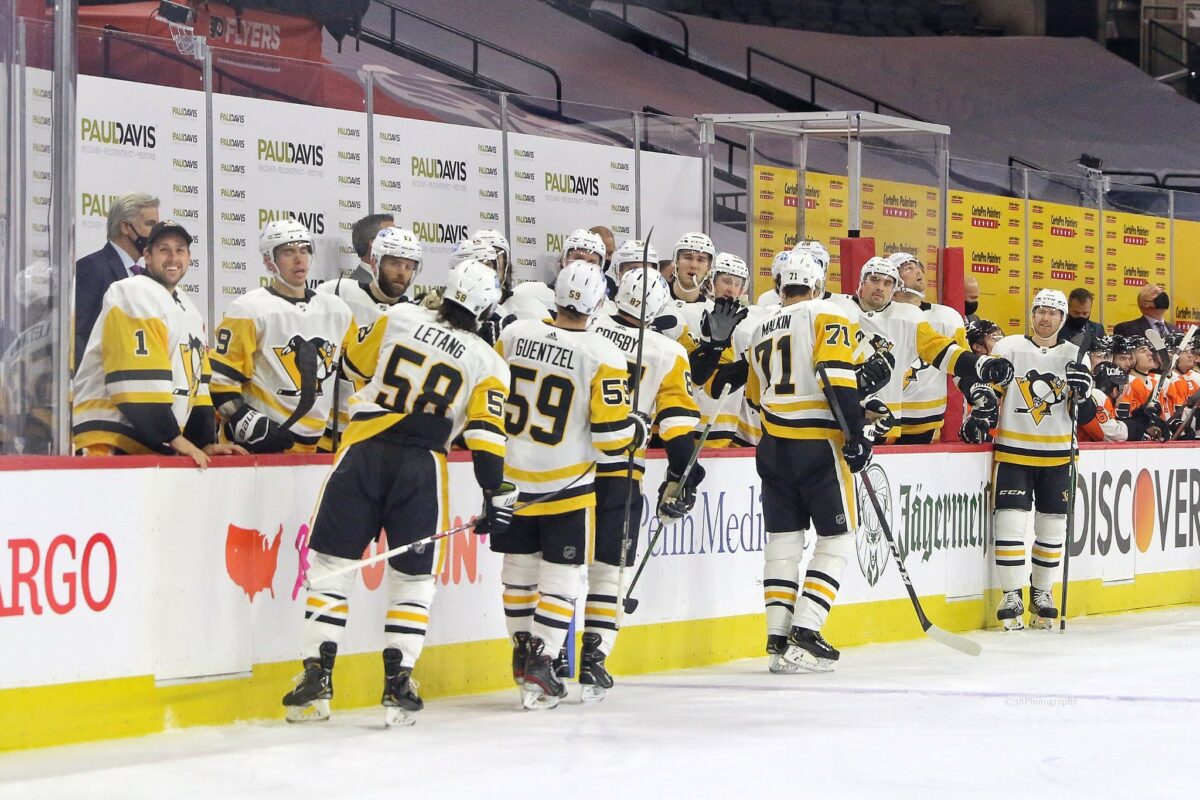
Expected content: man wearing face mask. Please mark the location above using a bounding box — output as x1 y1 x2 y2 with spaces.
963 276 981 322
1112 284 1177 339
1058 288 1106 347
74 192 161 369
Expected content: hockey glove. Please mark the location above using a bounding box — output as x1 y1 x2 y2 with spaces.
478 312 504 347
1141 413 1168 442
960 414 994 444
1065 361 1093 399
650 313 679 336
976 355 1015 386
699 297 747 348
657 463 707 522
225 405 294 454
627 410 651 452
967 383 1000 424
861 397 895 441
476 481 519 537
857 349 895 398
841 434 873 474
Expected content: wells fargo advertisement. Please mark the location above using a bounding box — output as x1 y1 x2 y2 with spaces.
948 189 1025 332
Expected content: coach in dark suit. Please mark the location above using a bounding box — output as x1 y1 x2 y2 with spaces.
74 192 160 369
1111 284 1177 340
1058 287 1106 346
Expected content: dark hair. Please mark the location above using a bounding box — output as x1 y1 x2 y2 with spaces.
351 214 396 258
781 285 814 300
437 298 480 333
555 307 590 326
1068 287 1094 304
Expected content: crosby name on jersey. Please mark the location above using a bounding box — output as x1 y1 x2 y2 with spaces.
210 287 357 453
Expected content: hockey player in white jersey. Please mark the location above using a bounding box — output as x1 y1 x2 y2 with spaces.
317 227 422 449
284 259 514 726
756 240 830 308
828 257 1014 441
889 252 970 444
667 231 715 306
989 289 1097 631
584 268 701 699
599 238 660 314
505 228 606 321
210 219 357 453
493 260 647 710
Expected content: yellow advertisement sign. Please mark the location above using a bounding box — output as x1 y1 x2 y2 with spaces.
947 190 1026 333
803 171 849 292
1102 211 1171 331
1172 219 1200 330
750 165 799 299
1027 200 1099 318
861 177 941 301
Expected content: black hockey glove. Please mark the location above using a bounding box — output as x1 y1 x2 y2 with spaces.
477 313 503 346
651 313 680 336
861 397 895 441
225 405 294 454
841 434 873 474
657 463 706 522
627 410 651 452
476 482 519 537
857 349 895 398
1065 361 1093 399
967 383 1000 425
959 414 994 444
699 297 748 348
976 355 1015 386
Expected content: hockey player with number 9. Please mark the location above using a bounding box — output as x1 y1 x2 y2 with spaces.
989 289 1097 631
283 258 514 726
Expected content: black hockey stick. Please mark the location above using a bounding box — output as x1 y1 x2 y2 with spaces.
1059 328 1094 632
622 384 732 615
818 365 981 656
616 230 654 605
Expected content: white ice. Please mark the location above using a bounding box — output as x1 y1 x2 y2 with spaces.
3 607 1198 800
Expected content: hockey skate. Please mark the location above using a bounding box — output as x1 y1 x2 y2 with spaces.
552 643 572 679
578 632 613 703
767 634 804 674
381 648 423 728
781 627 839 673
997 589 1025 631
282 641 336 723
1028 588 1058 631
511 631 530 687
521 636 567 711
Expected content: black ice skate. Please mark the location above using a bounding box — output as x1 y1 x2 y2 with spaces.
1028 588 1058 631
997 589 1025 631
282 641 336 723
767 633 804 674
511 631 530 687
381 648 423 728
782 627 840 673
578 632 613 703
521 636 567 710
552 642 572 679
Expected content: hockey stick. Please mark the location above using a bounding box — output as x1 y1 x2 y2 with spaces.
818 365 981 656
1059 329 1093 632
330 275 346 452
621 383 732 615
615 230 654 611
1170 388 1200 441
1145 326 1194 409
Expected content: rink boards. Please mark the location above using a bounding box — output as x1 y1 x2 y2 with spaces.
2 443 1199 750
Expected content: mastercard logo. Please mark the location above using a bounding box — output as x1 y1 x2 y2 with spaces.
1133 469 1155 553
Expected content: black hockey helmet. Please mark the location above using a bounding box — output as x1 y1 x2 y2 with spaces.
1110 334 1137 355
966 318 1001 348
1093 361 1128 396
1088 334 1113 354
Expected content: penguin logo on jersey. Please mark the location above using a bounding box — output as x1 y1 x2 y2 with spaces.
903 359 931 390
1014 369 1067 425
176 334 205 408
273 335 336 398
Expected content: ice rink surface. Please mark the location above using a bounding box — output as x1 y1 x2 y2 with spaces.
3 606 1197 800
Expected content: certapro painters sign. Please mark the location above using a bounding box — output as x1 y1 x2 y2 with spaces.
507 132 636 283
75 75 209 312
210 94 367 320
374 115 504 291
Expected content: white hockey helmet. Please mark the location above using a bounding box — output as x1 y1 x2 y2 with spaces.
887 251 924 296
705 252 750 296
372 227 422 272
259 218 313 270
859 256 900 298
792 239 831 271
444 258 502 321
778 250 825 295
615 267 672 323
673 231 716 264
452 236 498 266
1031 288 1068 334
609 238 660 281
770 250 792 282
561 228 606 266
471 229 510 262
555 259 607 316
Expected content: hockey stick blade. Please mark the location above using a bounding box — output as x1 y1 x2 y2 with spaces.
924 623 982 656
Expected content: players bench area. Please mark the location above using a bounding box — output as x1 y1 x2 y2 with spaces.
1 440 1198 752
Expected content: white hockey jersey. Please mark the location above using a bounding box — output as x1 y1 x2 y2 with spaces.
497 318 636 517
991 335 1077 467
899 302 968 437
73 274 212 454
591 314 700 479
339 304 509 471
506 281 556 321
210 287 356 453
